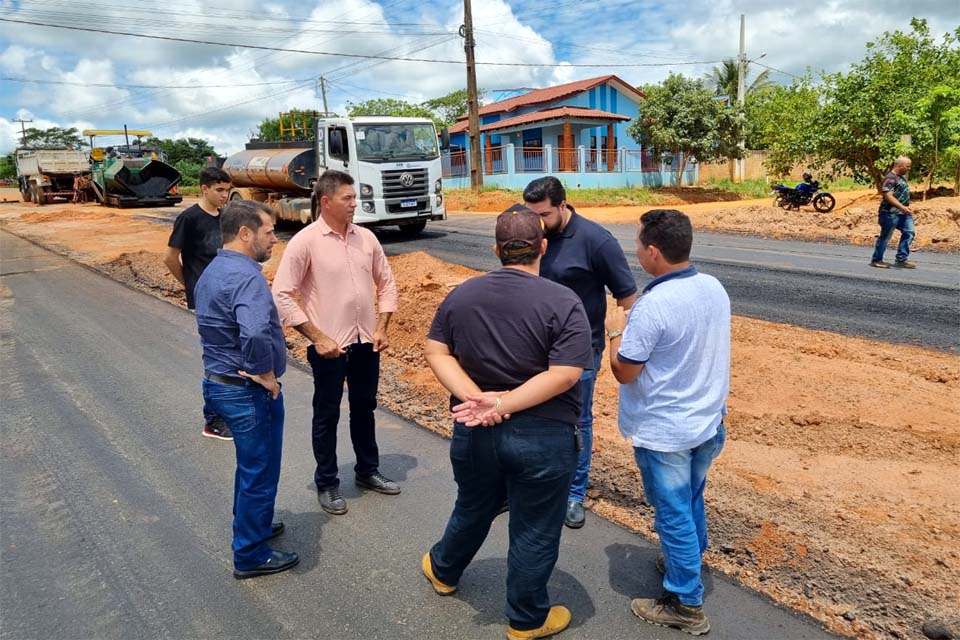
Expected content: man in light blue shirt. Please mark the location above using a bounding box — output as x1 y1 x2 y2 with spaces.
606 209 730 636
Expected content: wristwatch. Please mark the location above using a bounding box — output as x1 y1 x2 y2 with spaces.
607 328 622 340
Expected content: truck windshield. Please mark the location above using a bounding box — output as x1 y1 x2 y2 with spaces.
354 124 439 162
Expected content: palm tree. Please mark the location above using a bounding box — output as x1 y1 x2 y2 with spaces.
707 59 771 102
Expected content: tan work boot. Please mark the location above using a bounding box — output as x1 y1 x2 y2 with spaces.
506 605 571 640
869 260 890 269
421 552 456 595
631 593 710 636
894 260 917 269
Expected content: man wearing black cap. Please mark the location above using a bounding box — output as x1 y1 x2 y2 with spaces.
421 205 594 640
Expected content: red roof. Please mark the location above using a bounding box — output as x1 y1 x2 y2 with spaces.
475 107 629 133
447 74 643 134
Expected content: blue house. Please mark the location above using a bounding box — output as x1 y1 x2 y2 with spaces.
442 74 695 189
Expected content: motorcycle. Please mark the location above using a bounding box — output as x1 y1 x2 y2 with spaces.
771 173 836 212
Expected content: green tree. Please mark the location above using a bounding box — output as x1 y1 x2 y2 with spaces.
628 73 742 187
814 18 959 191
346 98 436 121
745 80 822 176
0 153 16 180
707 59 771 102
19 126 85 149
143 137 218 166
893 83 960 196
421 89 481 127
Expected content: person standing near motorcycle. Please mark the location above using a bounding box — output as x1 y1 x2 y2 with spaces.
871 156 916 269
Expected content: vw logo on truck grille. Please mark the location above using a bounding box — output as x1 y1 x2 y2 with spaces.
399 172 415 187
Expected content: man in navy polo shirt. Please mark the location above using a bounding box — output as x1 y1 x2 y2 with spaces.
523 176 637 529
607 209 729 635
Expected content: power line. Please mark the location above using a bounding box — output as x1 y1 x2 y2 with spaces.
0 18 723 68
3 76 311 89
753 61 803 80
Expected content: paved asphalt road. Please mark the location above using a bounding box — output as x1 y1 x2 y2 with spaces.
0 231 832 639
373 214 960 352
134 210 959 351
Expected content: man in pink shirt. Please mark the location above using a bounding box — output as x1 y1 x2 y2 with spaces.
272 169 400 515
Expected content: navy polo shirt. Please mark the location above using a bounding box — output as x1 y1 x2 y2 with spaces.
540 207 638 350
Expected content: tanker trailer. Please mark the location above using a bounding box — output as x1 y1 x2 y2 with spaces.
221 142 316 224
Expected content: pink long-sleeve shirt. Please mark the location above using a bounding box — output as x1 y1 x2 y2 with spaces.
272 217 398 348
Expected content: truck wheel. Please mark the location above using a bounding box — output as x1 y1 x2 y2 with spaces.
399 221 427 236
39 187 53 205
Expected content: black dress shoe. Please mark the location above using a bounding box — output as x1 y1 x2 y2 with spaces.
233 550 299 580
268 522 284 540
318 487 348 515
355 472 401 495
564 500 585 529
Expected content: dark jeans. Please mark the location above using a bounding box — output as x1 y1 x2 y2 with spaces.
307 342 380 490
202 379 284 570
430 415 577 630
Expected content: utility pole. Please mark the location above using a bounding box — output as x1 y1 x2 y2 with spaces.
320 76 329 115
13 117 33 147
463 0 483 191
736 14 746 183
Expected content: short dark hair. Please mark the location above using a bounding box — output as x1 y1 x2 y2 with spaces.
523 176 566 207
220 200 272 243
314 169 354 199
199 166 231 187
639 209 693 263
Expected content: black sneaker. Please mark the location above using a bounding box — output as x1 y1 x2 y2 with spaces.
202 417 233 441
631 592 710 636
355 472 401 495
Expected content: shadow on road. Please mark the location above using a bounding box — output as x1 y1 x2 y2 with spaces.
451 557 596 630
605 542 717 600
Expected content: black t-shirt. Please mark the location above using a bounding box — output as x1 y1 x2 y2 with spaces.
168 204 222 309
540 208 638 350
428 268 594 425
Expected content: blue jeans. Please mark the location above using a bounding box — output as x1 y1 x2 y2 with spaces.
202 379 285 570
569 348 602 503
872 212 915 263
633 424 726 607
430 415 577 630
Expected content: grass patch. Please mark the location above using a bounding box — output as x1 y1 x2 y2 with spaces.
703 176 870 199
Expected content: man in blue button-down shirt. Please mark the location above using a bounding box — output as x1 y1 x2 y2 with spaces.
194 200 299 580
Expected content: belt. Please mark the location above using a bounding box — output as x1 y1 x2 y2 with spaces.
205 373 254 387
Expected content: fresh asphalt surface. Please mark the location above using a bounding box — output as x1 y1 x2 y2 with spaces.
136 209 960 352
373 214 960 352
0 231 833 639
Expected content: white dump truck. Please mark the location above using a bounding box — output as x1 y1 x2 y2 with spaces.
15 148 92 205
222 115 446 235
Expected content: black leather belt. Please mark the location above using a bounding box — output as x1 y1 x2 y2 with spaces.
205 373 254 387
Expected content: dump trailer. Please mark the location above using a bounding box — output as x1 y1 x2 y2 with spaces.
83 129 183 208
15 148 92 205
223 115 445 234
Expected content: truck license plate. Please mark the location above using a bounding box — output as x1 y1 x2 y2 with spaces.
400 198 417 208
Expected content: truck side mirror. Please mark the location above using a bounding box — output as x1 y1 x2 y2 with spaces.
329 129 347 158
440 128 451 150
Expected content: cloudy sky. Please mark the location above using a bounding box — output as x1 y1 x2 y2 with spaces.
0 0 956 155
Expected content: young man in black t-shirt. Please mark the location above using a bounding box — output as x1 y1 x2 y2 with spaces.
165 166 232 440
